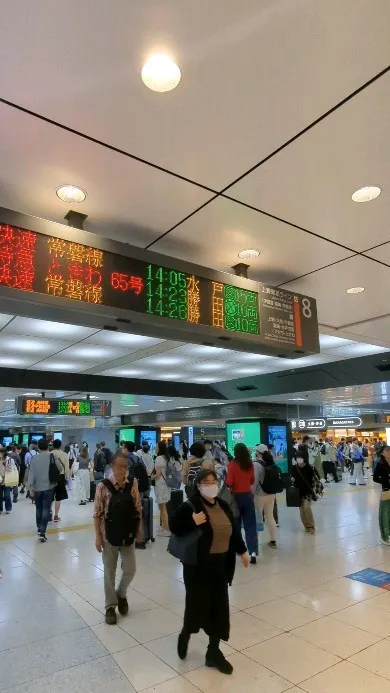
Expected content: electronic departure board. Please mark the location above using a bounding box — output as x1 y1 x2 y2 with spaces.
0 218 319 355
17 398 111 416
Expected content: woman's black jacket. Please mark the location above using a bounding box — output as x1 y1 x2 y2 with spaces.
169 491 247 585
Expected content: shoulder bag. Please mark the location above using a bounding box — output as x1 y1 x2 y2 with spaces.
218 481 240 518
168 501 203 564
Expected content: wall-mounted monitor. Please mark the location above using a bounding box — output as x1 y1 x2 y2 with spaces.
225 421 261 457
22 433 29 446
31 433 43 443
120 428 135 442
53 431 63 442
2 436 13 446
268 424 288 473
140 430 157 449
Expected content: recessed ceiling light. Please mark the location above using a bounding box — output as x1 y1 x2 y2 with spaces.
346 287 365 294
351 186 381 203
238 249 260 260
56 184 87 204
4 398 15 402
141 53 181 92
157 399 173 402
288 397 307 401
124 404 138 407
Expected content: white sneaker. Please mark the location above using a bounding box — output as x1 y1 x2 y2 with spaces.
157 528 171 537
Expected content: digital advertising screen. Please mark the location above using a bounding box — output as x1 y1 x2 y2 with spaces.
226 421 261 457
140 430 157 449
2 436 12 446
120 428 135 442
53 431 63 442
268 424 288 473
31 434 43 442
22 433 29 446
13 433 19 444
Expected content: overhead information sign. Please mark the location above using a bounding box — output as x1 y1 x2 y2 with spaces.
327 417 362 428
0 215 319 355
290 418 326 430
17 398 111 416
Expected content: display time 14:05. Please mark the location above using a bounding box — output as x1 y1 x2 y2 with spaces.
146 265 188 320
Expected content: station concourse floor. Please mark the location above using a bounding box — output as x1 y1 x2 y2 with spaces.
2 481 390 692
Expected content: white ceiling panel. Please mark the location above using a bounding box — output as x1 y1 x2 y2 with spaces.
0 314 14 329
2 317 98 340
0 104 212 246
152 197 352 285
228 72 390 251
281 256 390 329
364 242 390 265
0 1 388 190
0 355 39 368
319 334 355 351
0 335 68 356
339 316 390 343
29 359 96 372
57 345 132 362
83 332 164 348
324 342 389 358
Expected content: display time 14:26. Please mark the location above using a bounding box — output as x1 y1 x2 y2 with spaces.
146 265 188 320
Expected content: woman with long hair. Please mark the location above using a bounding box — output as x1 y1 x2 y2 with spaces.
373 445 390 544
226 442 258 564
76 445 92 506
152 440 172 536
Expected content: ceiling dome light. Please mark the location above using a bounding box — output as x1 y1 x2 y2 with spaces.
56 184 87 204
346 286 365 294
238 249 260 260
141 53 181 92
351 186 381 203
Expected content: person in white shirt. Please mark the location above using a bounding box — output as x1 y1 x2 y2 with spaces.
137 443 154 478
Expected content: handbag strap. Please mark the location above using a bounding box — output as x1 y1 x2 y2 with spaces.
296 466 314 494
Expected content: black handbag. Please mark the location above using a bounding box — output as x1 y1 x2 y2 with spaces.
167 501 202 564
286 485 301 507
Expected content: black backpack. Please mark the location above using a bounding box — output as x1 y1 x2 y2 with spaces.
260 462 284 495
321 443 327 455
103 478 140 546
128 453 150 493
49 453 61 484
94 449 106 473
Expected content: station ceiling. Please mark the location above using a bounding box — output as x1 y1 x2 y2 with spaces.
0 1 389 423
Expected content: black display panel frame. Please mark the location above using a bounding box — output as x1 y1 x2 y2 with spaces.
0 207 320 357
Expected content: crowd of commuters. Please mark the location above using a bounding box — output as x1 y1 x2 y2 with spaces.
3 429 390 677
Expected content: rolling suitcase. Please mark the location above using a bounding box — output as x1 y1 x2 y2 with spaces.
167 489 184 520
142 495 155 543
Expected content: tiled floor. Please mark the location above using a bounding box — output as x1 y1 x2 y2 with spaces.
1 478 390 691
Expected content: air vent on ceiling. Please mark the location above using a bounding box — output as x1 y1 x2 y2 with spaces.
103 325 118 331
116 318 132 324
202 342 213 347
218 336 231 341
236 384 256 392
376 364 390 372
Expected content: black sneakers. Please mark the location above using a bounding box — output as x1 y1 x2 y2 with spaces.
206 647 233 675
117 597 129 616
250 553 257 565
105 607 117 625
39 534 47 543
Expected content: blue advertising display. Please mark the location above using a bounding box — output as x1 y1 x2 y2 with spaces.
140 430 157 449
268 425 288 473
347 568 390 589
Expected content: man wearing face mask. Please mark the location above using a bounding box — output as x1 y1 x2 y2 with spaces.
170 469 249 676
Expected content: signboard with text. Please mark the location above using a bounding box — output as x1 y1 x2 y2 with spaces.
0 213 319 357
17 398 111 416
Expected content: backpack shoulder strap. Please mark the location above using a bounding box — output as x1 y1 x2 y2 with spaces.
124 477 134 493
102 478 117 494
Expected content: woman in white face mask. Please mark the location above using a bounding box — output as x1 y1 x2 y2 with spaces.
170 469 249 676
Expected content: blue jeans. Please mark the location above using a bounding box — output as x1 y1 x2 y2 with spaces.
13 486 18 502
0 485 12 512
35 488 55 535
235 492 258 555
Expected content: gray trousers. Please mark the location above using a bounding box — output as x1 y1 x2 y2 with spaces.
102 541 136 609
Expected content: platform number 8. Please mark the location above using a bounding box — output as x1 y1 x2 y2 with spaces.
302 297 312 319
